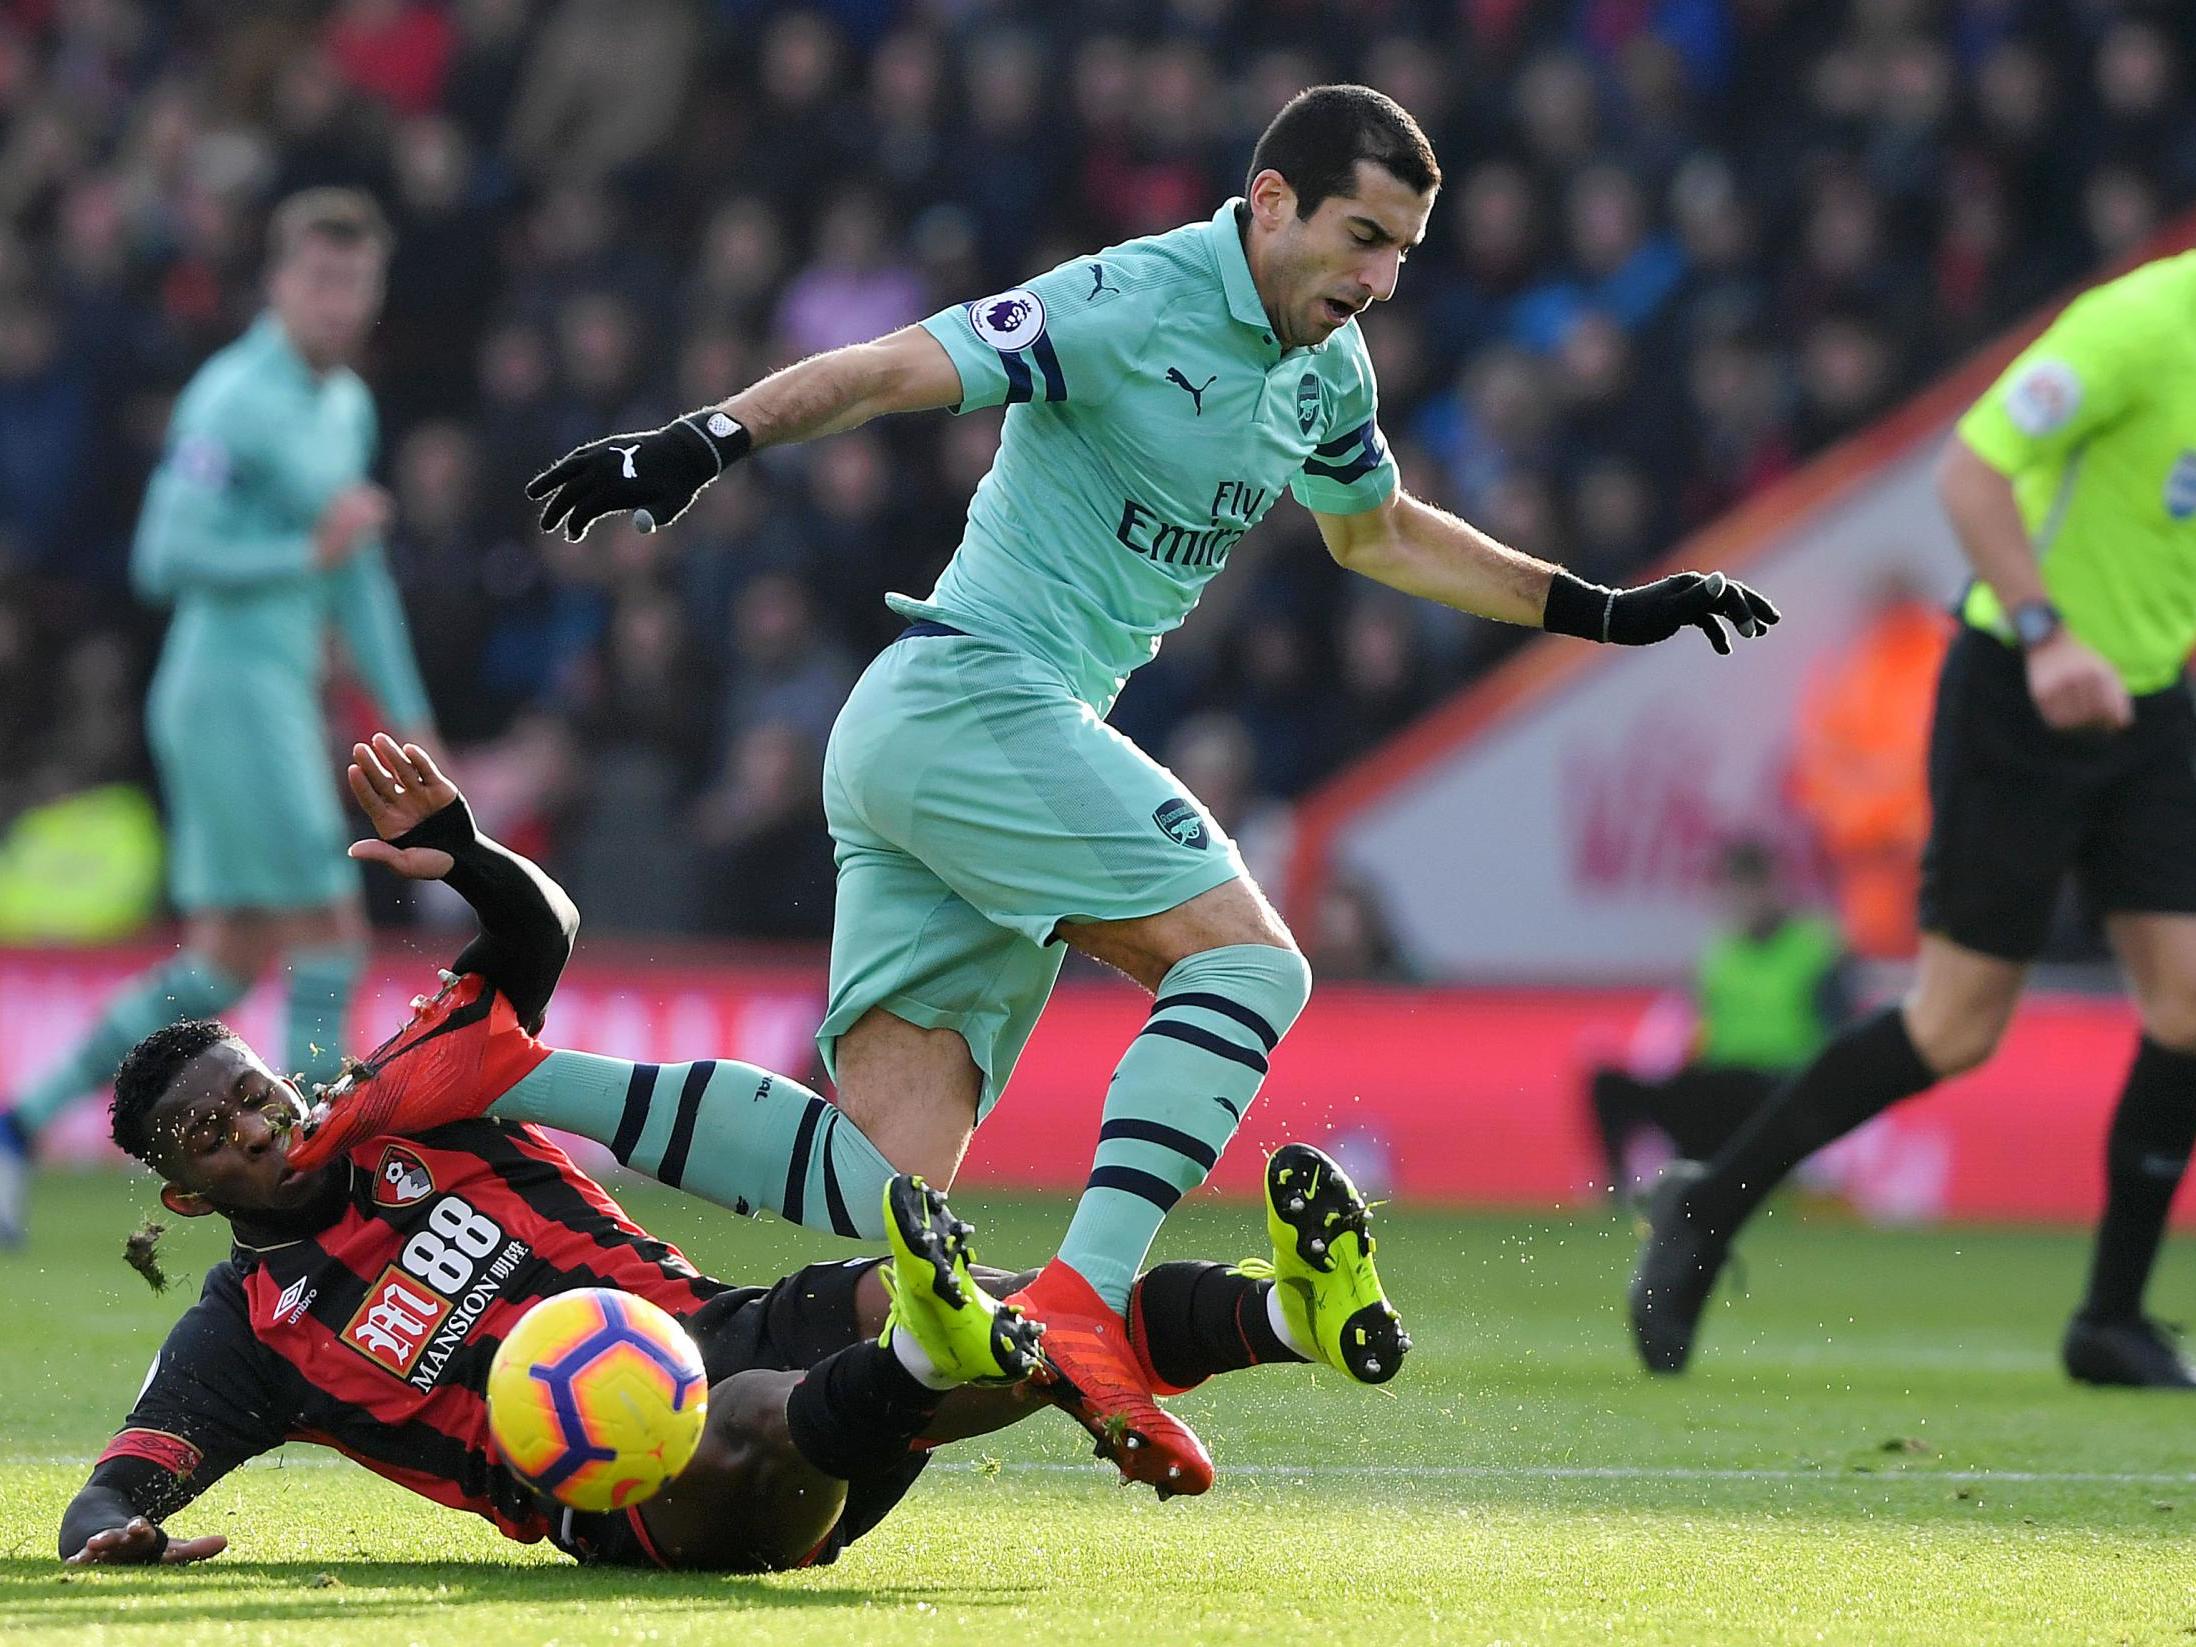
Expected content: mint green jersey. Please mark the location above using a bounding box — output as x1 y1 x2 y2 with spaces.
1957 251 2196 694
133 313 431 909
901 199 1400 713
133 312 431 729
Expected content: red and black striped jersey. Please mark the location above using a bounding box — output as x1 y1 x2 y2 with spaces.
96 1115 733 1544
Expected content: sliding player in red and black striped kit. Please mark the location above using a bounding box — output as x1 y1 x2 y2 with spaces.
59 736 1399 1571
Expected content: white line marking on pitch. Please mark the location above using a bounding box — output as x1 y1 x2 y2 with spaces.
6 1456 2193 1486
941 1462 2196 1485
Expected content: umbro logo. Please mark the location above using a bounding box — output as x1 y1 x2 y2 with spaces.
273 1273 318 1326
1165 367 1217 415
612 442 642 480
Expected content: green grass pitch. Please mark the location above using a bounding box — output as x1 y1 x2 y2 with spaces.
3 1171 2193 1646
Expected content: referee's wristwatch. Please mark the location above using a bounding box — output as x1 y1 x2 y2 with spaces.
2010 599 2063 649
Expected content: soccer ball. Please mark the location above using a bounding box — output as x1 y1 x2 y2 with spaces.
486 1287 709 1512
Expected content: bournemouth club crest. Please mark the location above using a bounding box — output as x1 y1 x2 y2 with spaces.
372 1143 435 1208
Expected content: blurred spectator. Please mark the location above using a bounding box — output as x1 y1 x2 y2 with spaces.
1585 838 1852 1196
0 2 2186 955
697 720 837 942
1307 875 1415 984
504 0 698 187
1791 573 1951 960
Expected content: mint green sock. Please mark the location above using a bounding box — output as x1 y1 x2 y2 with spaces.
1056 944 1313 1313
284 945 365 1087
495 1049 893 1240
12 952 250 1136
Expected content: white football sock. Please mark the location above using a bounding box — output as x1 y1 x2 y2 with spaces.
1267 1284 1313 1359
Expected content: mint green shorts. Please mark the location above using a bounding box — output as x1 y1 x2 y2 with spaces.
817 630 1244 1113
147 665 360 913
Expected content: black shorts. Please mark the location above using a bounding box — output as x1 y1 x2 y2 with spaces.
1920 626 2196 961
555 1258 926 1570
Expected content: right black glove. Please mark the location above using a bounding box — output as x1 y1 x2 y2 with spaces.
1543 569 1780 655
525 411 752 541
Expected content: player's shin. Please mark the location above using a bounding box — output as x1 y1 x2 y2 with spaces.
493 1051 894 1239
284 945 364 1088
783 1339 949 1480
2080 1037 2196 1322
1055 943 1313 1313
1128 1259 1305 1394
10 953 249 1138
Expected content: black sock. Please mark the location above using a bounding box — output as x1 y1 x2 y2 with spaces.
1687 1006 1937 1236
2080 1037 2196 1322
783 1341 944 1481
1132 1261 1305 1390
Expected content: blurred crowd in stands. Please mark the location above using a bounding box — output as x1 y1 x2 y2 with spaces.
0 0 2191 957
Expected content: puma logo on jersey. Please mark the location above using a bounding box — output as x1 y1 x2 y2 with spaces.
612 443 642 479
1088 262 1117 299
1165 368 1217 415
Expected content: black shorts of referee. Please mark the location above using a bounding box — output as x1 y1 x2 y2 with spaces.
1921 623 2196 960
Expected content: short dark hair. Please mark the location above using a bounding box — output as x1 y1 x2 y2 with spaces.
268 186 393 265
1247 85 1442 218
112 1019 235 1164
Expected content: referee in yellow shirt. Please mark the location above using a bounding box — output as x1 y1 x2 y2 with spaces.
1632 249 2196 1386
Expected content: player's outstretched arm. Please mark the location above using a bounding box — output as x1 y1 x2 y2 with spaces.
60 1492 226 1566
347 733 580 1031
526 326 962 542
1316 489 1779 655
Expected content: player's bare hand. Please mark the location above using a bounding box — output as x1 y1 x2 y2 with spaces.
66 1516 227 1566
2026 630 2133 732
348 733 462 878
314 483 394 568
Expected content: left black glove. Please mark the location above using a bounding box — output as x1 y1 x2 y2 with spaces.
1543 569 1780 655
525 411 752 541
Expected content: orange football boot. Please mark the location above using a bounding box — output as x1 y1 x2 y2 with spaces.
1005 1257 1214 1499
285 971 549 1169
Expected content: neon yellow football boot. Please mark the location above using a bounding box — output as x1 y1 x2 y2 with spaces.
1263 1143 1409 1384
878 1174 1044 1386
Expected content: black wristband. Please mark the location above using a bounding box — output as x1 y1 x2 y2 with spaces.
1542 570 1617 642
144 1525 170 1562
674 410 752 476
392 795 481 857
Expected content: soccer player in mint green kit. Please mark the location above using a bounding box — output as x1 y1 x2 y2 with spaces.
0 190 434 1245
526 87 1778 1490
1631 248 2196 1389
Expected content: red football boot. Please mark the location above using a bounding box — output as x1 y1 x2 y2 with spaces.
1005 1258 1214 1499
284 971 550 1170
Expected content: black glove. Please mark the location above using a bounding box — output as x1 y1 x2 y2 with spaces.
1543 569 1781 655
525 411 752 541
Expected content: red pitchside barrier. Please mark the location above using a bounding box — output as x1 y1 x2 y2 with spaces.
3 944 2190 1228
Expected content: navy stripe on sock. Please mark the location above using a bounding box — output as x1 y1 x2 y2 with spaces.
1098 1116 1220 1172
1139 1019 1268 1075
609 1063 659 1165
1151 991 1279 1052
1087 1164 1184 1211
783 1097 825 1227
655 1060 717 1189
1212 1094 1241 1121
818 1111 859 1238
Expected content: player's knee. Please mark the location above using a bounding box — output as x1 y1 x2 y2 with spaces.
2134 989 2196 1056
1172 939 1312 1042
1905 1005 2006 1079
